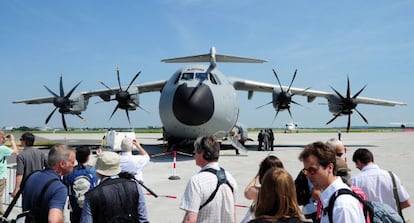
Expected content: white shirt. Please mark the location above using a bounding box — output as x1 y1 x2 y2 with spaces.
180 162 238 223
320 177 365 223
119 152 150 182
351 164 410 211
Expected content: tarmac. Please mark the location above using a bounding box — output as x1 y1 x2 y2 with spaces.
2 131 414 222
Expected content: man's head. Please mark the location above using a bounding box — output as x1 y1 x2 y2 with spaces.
20 132 35 147
76 146 91 165
121 137 134 152
326 138 345 158
95 151 121 177
336 157 350 185
48 144 76 176
299 141 337 190
0 131 6 145
352 148 374 170
193 136 220 166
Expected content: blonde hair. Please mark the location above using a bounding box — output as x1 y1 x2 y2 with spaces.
254 168 303 221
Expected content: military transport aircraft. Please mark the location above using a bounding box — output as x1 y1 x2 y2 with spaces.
13 47 406 149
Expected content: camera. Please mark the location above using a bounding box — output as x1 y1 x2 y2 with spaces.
5 135 11 139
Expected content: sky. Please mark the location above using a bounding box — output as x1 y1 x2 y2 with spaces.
1 0 413 130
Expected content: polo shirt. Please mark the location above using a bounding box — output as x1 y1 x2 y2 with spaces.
180 162 238 223
0 145 12 179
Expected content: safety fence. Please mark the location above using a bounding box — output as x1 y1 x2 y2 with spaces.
2 165 19 208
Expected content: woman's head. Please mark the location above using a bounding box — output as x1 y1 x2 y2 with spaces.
257 155 284 183
255 167 303 221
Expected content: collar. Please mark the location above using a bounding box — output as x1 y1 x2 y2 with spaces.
361 163 379 171
200 162 220 172
320 177 350 208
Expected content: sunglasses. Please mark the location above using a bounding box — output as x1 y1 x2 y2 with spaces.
302 165 321 176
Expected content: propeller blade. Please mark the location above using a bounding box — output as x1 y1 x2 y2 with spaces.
59 75 64 97
291 100 302 106
61 113 67 131
326 114 340 125
287 107 293 120
272 69 284 93
45 107 58 124
256 101 273 109
126 71 141 92
65 81 82 98
330 86 345 100
131 101 150 114
76 114 86 121
346 76 351 99
99 81 114 91
44 85 58 97
346 113 351 132
287 69 297 92
125 109 131 125
109 104 120 120
116 68 122 90
355 108 369 124
353 85 367 99
271 110 280 125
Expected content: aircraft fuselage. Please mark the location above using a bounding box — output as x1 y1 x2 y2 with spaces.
159 65 239 140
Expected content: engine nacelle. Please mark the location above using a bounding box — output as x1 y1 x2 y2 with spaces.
68 93 89 115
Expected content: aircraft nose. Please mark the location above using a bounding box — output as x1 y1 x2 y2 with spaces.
173 83 214 126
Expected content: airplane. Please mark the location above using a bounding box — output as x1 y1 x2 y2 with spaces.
285 122 299 133
389 122 414 128
12 47 406 151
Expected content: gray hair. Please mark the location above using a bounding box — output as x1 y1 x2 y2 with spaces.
47 144 74 167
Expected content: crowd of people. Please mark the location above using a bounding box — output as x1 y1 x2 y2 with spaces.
0 131 411 223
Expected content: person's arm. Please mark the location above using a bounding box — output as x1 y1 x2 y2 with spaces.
401 200 411 209
244 175 260 201
11 174 22 197
182 211 197 223
133 139 149 156
48 208 64 223
7 135 19 155
80 199 93 223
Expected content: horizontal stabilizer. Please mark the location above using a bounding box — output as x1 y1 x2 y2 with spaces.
161 47 266 65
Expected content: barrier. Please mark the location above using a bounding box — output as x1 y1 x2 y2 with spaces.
168 151 180 180
2 165 19 207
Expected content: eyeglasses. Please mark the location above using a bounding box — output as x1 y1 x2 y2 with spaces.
302 165 321 176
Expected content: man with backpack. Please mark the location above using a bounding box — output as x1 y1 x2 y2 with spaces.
22 144 76 223
299 141 365 223
63 146 99 223
180 136 238 223
351 148 410 219
80 151 149 223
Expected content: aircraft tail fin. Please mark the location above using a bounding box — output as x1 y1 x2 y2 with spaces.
161 47 266 68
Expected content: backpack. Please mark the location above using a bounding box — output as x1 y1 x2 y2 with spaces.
67 165 95 209
326 188 404 223
199 167 234 210
294 170 310 205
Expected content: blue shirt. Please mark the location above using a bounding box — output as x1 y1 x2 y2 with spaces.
22 169 67 219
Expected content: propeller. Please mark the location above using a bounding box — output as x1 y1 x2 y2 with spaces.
44 75 83 131
257 69 310 124
325 76 368 132
99 68 142 125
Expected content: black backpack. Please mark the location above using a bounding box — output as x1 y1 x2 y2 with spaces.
294 170 310 205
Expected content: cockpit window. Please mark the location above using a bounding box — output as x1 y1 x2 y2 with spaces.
195 73 208 80
181 73 194 80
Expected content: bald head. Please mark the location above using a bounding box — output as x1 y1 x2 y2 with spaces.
326 138 345 157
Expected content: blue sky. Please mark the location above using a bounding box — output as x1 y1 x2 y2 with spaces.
1 1 413 129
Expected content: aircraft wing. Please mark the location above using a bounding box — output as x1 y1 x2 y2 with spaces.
13 96 56 104
229 77 406 106
13 80 167 105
